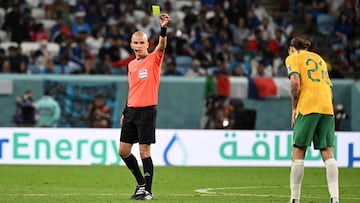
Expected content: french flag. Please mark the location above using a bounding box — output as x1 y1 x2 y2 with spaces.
229 77 291 99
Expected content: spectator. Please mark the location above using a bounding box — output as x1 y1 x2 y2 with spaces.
332 12 353 53
31 23 49 42
253 0 270 22
245 9 261 30
270 7 294 37
102 3 119 28
194 35 217 68
251 51 273 77
329 58 345 78
185 59 207 77
84 94 113 128
258 17 275 42
71 11 91 38
163 0 185 32
182 6 198 34
117 14 135 44
327 0 345 18
191 10 214 37
216 40 234 64
30 40 54 73
232 17 251 47
274 28 288 50
2 3 28 43
162 57 183 76
207 5 224 30
232 63 245 76
85 28 105 57
59 40 94 74
229 52 252 77
84 4 101 31
5 46 29 73
124 3 145 27
136 15 158 38
48 0 71 21
50 17 71 43
225 0 248 25
13 90 36 127
91 53 112 74
0 48 7 73
22 8 36 36
303 0 328 34
201 0 222 9
34 90 61 127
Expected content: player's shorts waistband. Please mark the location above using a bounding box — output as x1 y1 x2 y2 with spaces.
127 105 157 111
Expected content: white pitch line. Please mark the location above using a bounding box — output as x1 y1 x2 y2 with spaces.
195 185 360 200
2 193 130 196
2 193 200 197
3 185 360 200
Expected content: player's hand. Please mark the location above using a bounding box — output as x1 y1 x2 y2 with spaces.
160 13 170 28
120 114 124 126
291 109 296 128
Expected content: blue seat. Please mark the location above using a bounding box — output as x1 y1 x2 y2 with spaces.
28 64 42 74
63 66 81 74
53 65 63 74
207 66 218 75
355 49 360 62
176 66 188 75
111 67 126 75
316 14 335 36
175 55 192 66
175 55 193 74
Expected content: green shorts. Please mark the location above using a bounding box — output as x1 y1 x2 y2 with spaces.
293 113 335 149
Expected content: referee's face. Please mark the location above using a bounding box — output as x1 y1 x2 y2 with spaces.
131 32 149 58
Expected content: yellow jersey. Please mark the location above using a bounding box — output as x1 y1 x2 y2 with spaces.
285 50 334 116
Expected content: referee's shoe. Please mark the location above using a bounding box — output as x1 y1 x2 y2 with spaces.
130 184 145 200
136 191 153 200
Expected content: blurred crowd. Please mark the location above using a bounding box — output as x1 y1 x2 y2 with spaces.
0 0 359 79
291 0 360 79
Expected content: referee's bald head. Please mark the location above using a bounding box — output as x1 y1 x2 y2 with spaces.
131 31 148 42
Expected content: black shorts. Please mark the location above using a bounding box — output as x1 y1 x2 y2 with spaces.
120 105 157 144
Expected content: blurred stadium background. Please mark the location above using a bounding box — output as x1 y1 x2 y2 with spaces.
0 0 359 130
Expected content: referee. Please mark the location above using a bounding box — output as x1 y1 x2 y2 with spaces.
118 13 171 201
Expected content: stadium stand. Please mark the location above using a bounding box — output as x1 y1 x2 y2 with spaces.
0 0 358 78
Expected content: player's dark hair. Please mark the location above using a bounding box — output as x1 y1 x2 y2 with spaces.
290 37 311 50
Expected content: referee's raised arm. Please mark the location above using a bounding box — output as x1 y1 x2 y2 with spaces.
155 13 171 53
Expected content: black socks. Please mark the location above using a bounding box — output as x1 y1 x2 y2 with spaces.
123 154 145 185
122 154 154 193
142 157 154 193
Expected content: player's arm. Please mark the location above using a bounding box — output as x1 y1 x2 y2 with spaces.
155 13 171 54
290 73 300 127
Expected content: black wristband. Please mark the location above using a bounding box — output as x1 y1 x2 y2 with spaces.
160 27 167 37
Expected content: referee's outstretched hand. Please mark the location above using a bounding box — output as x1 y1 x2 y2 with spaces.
160 13 171 28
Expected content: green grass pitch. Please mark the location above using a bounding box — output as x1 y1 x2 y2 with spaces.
0 165 359 203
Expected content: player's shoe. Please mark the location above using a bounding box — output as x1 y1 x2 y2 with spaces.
330 198 339 203
136 191 153 200
288 199 299 203
130 184 145 200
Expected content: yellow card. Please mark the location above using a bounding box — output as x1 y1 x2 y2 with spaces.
152 5 161 16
